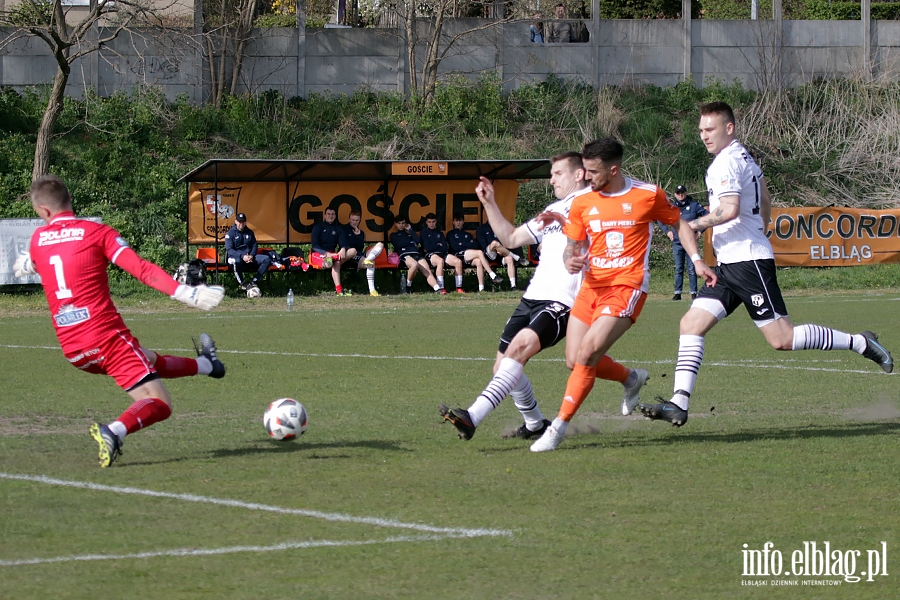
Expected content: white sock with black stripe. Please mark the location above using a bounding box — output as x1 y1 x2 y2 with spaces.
791 324 854 351
466 358 524 427
511 373 545 430
672 334 704 410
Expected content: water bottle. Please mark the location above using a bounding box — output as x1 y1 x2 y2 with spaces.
286 288 294 311
400 272 407 294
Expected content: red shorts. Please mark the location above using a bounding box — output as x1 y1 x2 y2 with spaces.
64 329 155 391
570 285 647 325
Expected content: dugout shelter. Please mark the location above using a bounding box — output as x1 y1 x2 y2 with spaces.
178 159 550 282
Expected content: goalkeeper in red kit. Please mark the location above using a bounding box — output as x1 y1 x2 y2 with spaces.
13 175 228 467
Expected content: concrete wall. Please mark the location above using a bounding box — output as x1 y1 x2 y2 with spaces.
0 17 894 102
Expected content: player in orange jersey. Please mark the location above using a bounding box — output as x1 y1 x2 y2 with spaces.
530 138 717 451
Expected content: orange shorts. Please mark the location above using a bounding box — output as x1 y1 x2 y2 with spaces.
570 285 647 325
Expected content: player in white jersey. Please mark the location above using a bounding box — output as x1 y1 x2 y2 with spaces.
640 101 893 427
439 152 592 441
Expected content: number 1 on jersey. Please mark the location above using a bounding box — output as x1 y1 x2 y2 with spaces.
49 255 73 300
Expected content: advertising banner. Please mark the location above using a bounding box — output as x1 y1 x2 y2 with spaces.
188 179 520 244
0 219 45 285
769 207 900 266
702 207 900 267
0 217 101 285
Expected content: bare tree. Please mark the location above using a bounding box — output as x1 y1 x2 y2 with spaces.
200 0 261 107
0 0 171 180
397 0 510 106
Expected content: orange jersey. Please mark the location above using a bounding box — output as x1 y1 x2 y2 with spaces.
565 178 680 291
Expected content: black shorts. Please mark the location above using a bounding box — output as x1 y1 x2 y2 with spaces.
499 298 570 353
453 251 473 265
426 252 447 262
348 254 364 268
399 252 421 264
697 258 788 322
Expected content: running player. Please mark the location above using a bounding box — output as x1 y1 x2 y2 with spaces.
14 175 227 467
639 102 893 427
439 152 591 440
530 138 716 452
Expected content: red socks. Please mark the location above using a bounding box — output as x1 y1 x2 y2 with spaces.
117 397 172 435
154 355 199 378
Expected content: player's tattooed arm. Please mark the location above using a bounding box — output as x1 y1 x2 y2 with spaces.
562 237 585 274
689 195 740 231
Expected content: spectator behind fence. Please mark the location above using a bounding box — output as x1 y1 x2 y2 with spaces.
530 12 544 43
547 3 574 43
659 185 708 301
340 210 385 297
224 212 271 291
310 207 346 295
446 213 502 292
389 214 442 294
476 221 519 290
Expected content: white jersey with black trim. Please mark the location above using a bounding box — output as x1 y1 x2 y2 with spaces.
521 186 592 307
706 139 774 264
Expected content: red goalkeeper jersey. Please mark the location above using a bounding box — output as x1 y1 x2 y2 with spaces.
29 213 178 351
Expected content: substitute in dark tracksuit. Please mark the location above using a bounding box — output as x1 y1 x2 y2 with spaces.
224 213 270 290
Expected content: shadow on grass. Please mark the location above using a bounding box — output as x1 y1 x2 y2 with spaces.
119 439 410 467
482 421 900 453
575 420 900 449
209 438 412 457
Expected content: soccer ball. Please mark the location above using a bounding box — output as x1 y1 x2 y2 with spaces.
246 285 261 298
263 398 308 441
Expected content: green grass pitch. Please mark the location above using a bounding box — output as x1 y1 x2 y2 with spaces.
0 291 897 599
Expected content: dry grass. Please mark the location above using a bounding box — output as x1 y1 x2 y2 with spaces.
742 79 900 208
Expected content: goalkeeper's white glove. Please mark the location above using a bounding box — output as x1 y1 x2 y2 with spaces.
172 284 225 311
13 252 35 278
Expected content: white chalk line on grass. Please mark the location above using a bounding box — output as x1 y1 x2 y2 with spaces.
0 534 464 567
0 473 512 567
0 344 889 375
0 473 510 539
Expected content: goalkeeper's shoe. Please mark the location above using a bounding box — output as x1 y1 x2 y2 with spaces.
511 419 551 440
438 404 476 440
90 423 123 468
193 333 226 378
639 397 688 427
369 290 381 297
859 331 893 373
621 368 649 415
362 258 375 268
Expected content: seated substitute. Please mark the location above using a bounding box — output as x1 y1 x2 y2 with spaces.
476 220 522 290
311 207 348 295
224 212 271 291
340 210 385 297
389 214 442 294
446 213 502 292
419 212 454 294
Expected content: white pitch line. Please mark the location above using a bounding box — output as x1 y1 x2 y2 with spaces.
0 473 512 539
0 344 890 374
0 534 462 567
